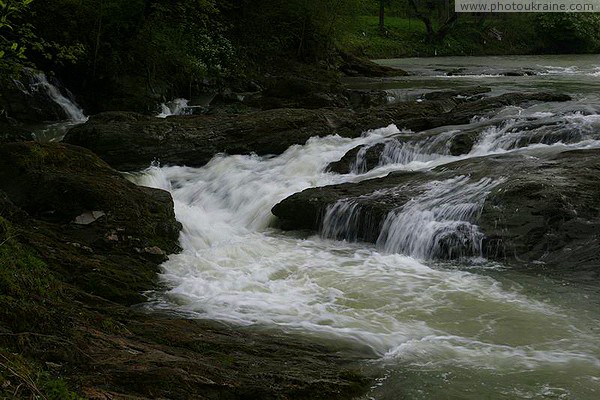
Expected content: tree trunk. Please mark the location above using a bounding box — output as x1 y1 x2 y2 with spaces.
379 0 385 33
409 0 457 42
435 13 458 41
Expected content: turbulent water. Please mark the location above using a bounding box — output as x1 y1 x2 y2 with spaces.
157 98 191 118
135 55 600 400
21 71 88 142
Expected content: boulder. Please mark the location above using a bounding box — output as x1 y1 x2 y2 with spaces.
479 148 600 277
273 148 600 277
327 143 386 174
65 92 571 172
0 142 181 303
339 52 409 77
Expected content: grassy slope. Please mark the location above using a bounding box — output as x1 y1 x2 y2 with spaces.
338 15 542 59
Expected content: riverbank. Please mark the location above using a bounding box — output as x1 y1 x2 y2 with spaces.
2 54 600 399
0 142 371 399
338 15 599 59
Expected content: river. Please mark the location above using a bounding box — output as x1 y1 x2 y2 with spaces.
134 55 600 399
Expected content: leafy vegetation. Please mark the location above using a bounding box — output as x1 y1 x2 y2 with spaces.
0 0 34 76
536 13 600 53
1 0 600 111
338 14 546 58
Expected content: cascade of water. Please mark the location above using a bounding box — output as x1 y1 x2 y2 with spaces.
376 176 503 259
319 176 502 260
350 130 455 173
320 199 362 241
157 98 191 118
471 112 600 154
30 72 87 122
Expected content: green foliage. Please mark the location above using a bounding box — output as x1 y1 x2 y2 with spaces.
0 0 85 79
339 13 551 58
536 13 600 53
226 0 367 61
0 0 34 76
136 0 235 87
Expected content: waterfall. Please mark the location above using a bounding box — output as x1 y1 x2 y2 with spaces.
157 98 191 118
131 56 600 399
30 72 87 122
346 130 453 174
321 199 364 241
376 176 503 259
319 176 502 259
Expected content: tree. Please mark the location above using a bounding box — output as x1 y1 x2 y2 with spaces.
0 0 34 72
408 0 458 42
536 13 600 53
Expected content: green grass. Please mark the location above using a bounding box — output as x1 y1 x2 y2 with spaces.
338 15 543 59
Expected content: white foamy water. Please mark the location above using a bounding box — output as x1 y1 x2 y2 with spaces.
134 56 600 398
157 98 191 118
135 122 600 399
30 72 87 123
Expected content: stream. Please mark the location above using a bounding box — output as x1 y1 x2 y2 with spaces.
132 55 600 399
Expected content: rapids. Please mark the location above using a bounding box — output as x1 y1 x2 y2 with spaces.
135 55 600 399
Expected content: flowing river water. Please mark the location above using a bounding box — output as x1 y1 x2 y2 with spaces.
133 55 600 399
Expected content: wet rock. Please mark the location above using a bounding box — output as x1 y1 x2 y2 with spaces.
502 70 537 77
479 149 600 277
0 142 181 303
445 68 466 76
421 86 491 101
65 92 571 172
448 130 481 156
343 89 390 109
327 143 386 174
339 52 409 77
274 148 600 277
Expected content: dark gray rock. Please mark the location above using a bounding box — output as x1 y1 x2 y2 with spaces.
273 148 600 277
327 143 386 174
0 72 69 123
339 52 409 77
0 142 182 302
65 92 571 171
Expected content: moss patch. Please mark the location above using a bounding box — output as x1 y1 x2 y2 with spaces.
0 350 82 400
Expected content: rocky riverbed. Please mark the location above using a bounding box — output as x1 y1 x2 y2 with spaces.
273 148 600 279
2 55 600 399
0 142 370 399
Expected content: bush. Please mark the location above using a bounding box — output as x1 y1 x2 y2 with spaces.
536 13 600 53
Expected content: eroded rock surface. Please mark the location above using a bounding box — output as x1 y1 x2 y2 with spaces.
0 142 371 399
64 91 570 171
273 148 600 278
